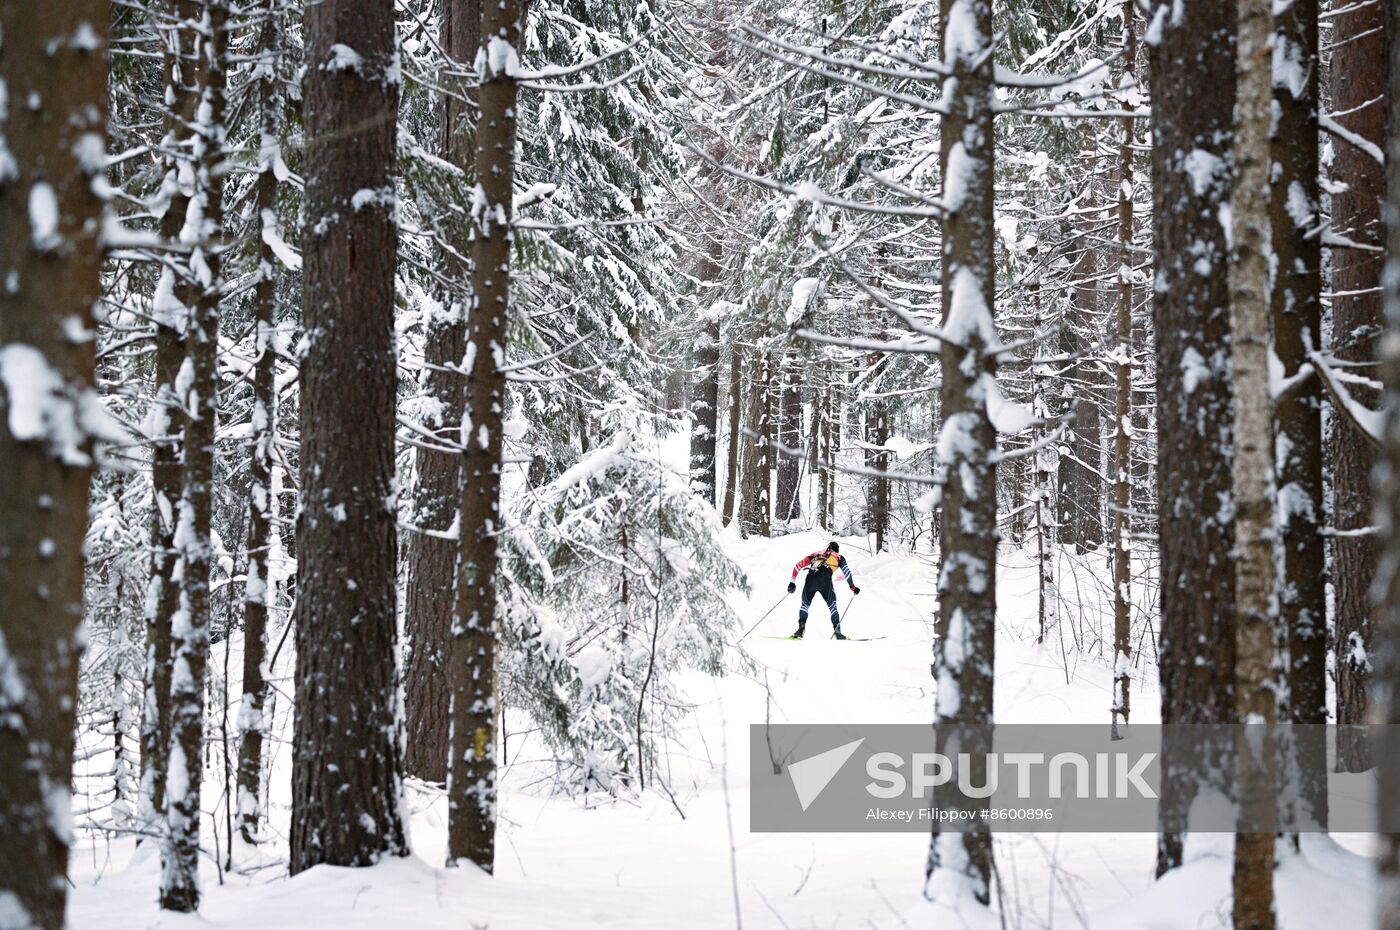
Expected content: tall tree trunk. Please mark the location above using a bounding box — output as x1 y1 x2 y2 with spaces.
739 349 771 537
721 348 742 525
141 0 201 835
690 239 723 506
236 5 285 845
161 0 228 909
1148 0 1237 877
0 6 108 927
1030 269 1058 645
291 0 407 874
925 0 996 905
818 360 831 527
1058 201 1103 550
1229 0 1278 924
826 368 842 530
870 400 890 552
1271 0 1327 827
1110 0 1136 738
1372 18 1400 922
403 0 479 785
448 0 521 871
1328 0 1386 774
776 347 802 522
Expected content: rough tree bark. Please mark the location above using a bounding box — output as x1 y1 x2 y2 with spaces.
403 0 479 786
818 360 831 527
1110 0 1136 738
825 366 842 530
869 399 890 552
236 4 285 845
721 348 742 524
1271 0 1327 827
1328 0 1386 774
447 0 522 871
1147 0 1237 877
161 0 228 910
925 0 996 905
291 0 407 874
0 6 109 928
739 349 772 537
776 347 802 522
141 0 202 835
689 237 723 506
1058 196 1104 551
1228 0 1278 923
1373 16 1400 922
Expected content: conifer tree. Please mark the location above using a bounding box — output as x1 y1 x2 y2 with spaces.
290 0 407 873
0 5 111 927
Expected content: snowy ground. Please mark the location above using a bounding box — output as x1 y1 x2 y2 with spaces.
69 530 1376 928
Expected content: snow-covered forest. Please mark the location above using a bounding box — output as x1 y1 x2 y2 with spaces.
2 0 1400 927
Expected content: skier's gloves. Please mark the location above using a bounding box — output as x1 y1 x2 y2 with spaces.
787 582 796 594
852 586 861 595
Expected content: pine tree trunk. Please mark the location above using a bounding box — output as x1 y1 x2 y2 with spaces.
1059 204 1103 550
690 240 723 506
403 0 479 786
1148 0 1237 877
141 0 202 834
1328 0 1386 774
721 348 742 525
0 6 108 927
776 347 802 522
738 348 756 535
739 349 772 537
1110 1 1136 738
762 352 774 534
925 0 996 905
291 0 407 874
827 369 842 530
871 402 890 552
161 1 228 909
818 361 831 527
1229 0 1278 923
447 0 521 871
1372 18 1400 922
1271 0 1327 827
739 348 772 537
236 7 284 845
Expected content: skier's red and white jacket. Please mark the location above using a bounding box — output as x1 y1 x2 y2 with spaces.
790 550 856 590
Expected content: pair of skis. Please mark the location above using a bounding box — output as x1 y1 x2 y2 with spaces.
759 634 886 642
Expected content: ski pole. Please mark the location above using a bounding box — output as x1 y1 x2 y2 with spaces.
738 591 789 642
838 592 858 634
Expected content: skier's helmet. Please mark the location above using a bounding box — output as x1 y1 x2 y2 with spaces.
828 541 840 553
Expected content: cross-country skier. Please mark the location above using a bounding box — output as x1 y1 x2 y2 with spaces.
787 541 860 640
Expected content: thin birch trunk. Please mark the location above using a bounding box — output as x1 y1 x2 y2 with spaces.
1228 0 1277 925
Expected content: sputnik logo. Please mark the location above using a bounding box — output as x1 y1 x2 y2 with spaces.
788 738 865 811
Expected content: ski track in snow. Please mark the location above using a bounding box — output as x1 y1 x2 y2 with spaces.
67 528 1375 928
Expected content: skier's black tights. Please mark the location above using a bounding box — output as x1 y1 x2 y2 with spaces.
798 573 840 629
